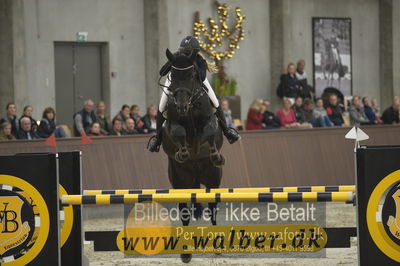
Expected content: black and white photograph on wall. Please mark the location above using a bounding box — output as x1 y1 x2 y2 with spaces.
312 17 352 97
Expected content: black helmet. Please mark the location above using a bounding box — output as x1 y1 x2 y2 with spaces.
179 36 200 55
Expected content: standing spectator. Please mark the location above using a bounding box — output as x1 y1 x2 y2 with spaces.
362 97 381 124
17 117 39 139
246 99 266 130
142 105 158 134
381 96 400 124
296 60 314 99
109 117 127 136
125 118 139 135
293 96 305 123
0 122 16 140
262 100 280 129
349 96 371 126
220 98 235 128
37 107 68 138
130 105 145 132
326 94 344 126
87 122 104 137
276 99 299 128
371 98 381 118
313 98 333 127
278 63 300 104
114 104 131 130
95 101 111 135
19 105 38 133
0 103 19 136
73 99 96 136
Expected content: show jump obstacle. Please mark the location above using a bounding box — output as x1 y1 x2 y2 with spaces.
0 146 399 265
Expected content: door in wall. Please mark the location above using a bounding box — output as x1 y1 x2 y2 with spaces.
54 43 104 129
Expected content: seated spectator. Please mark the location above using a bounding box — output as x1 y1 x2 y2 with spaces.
17 117 39 139
313 98 333 127
109 117 127 136
302 99 314 124
142 105 158 134
293 96 305 123
326 94 344 126
130 105 145 132
220 98 235 128
114 104 131 130
19 105 38 132
0 122 16 140
362 97 382 124
125 118 139 135
73 99 96 136
349 96 371 126
37 107 68 138
246 99 266 130
0 103 19 136
296 60 314 99
95 101 111 135
381 96 400 124
277 63 300 105
276 99 299 128
371 98 381 118
262 100 280 129
87 122 104 137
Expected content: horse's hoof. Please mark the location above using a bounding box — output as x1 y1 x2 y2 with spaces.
175 151 189 163
211 154 225 168
181 253 192 263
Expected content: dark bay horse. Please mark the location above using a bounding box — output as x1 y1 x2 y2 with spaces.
160 49 224 262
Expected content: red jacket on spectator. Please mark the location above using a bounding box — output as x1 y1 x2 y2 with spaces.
246 109 264 130
276 108 297 127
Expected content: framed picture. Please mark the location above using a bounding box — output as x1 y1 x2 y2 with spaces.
312 17 352 97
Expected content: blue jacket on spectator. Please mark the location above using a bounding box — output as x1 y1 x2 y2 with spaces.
364 105 377 123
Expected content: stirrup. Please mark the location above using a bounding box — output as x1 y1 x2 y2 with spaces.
147 135 161 152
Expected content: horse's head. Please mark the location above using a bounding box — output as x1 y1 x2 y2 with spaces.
166 48 199 117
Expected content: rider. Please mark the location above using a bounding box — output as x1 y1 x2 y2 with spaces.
147 36 241 152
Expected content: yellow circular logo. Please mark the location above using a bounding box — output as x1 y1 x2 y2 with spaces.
366 170 400 263
0 175 50 265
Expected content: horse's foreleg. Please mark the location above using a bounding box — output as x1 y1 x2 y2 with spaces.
208 138 225 168
171 124 190 163
208 203 218 226
179 203 191 226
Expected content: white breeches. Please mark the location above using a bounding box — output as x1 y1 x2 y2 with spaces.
159 74 220 113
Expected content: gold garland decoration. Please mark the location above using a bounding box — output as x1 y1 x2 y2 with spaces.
193 2 245 61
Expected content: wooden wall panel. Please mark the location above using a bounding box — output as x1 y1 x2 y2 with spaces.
0 125 399 189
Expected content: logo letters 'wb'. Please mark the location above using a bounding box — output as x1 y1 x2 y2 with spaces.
387 189 400 240
0 202 19 233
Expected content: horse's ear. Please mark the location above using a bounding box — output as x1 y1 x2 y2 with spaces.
166 48 175 62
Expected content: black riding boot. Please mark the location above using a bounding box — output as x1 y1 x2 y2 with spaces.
147 111 165 152
215 106 241 144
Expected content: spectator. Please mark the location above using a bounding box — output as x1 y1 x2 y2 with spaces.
296 60 314 99
278 63 300 104
87 122 104 137
130 105 145 132
95 101 111 135
313 98 333 127
246 99 266 130
125 118 139 135
276 99 299 128
362 97 381 124
326 94 344 126
302 99 314 124
37 107 68 138
0 103 19 136
142 105 158 134
73 99 96 136
381 96 400 124
349 96 371 126
262 100 280 129
0 122 16 140
293 96 306 123
19 105 37 133
371 98 381 118
114 104 131 130
17 117 39 139
220 98 235 128
109 117 127 136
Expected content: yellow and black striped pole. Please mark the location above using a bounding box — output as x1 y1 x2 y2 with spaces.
62 191 354 205
83 185 355 195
